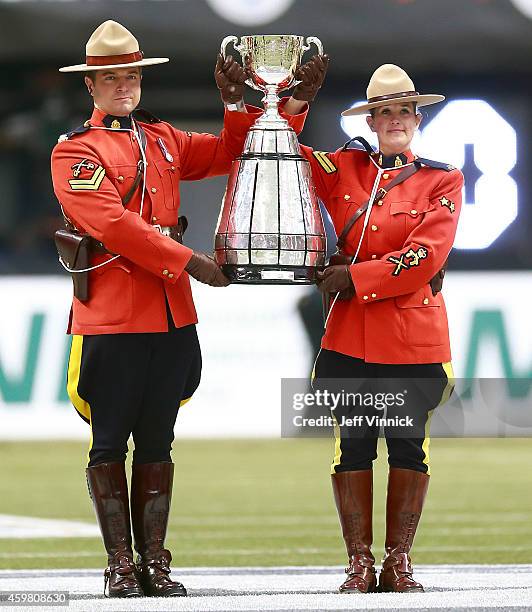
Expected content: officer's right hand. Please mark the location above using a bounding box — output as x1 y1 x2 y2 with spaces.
214 54 249 104
185 251 230 287
292 54 329 102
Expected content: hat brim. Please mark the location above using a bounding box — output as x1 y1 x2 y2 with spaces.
341 94 445 116
59 57 169 73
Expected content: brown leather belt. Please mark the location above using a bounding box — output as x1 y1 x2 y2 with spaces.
88 219 187 255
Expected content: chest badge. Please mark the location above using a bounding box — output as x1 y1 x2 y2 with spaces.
157 137 174 162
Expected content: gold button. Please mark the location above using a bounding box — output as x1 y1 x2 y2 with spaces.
363 295 369 300
371 224 378 231
371 254 377 259
344 194 350 200
117 175 124 182
171 166 176 172
168 273 174 279
152 216 158 222
371 292 377 298
162 269 169 276
151 187 157 194
410 209 417 215
377 200 383 206
383 173 390 179
423 297 429 305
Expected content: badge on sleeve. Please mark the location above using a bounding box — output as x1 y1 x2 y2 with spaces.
439 196 455 213
312 151 337 174
68 159 105 191
388 246 428 276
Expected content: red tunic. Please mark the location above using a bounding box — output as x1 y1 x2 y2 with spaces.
51 101 307 334
301 146 463 364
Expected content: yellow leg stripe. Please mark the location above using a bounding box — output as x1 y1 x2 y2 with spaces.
179 397 192 408
441 361 455 404
421 361 455 475
330 412 342 474
422 409 435 476
67 335 91 423
87 418 94 466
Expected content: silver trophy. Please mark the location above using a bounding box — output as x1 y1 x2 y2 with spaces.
214 35 326 284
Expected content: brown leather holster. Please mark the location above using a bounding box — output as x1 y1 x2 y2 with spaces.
54 216 188 302
54 229 91 302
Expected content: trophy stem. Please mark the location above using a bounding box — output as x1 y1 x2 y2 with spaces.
254 85 289 130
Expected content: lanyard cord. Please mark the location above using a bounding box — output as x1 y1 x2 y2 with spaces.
323 167 384 329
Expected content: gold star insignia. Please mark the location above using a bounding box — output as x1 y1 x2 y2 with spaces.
439 196 455 213
111 119 121 129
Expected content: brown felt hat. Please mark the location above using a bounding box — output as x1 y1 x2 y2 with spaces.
342 63 444 116
59 20 169 73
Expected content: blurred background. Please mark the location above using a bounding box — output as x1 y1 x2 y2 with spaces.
0 0 530 570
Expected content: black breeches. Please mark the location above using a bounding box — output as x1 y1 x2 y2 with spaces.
313 349 453 475
67 319 201 467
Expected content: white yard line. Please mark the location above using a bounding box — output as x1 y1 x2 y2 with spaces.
0 515 99 539
0 565 531 611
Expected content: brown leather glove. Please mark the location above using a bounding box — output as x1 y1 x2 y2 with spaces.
316 264 353 295
292 54 329 102
185 252 230 287
214 54 249 104
430 259 448 296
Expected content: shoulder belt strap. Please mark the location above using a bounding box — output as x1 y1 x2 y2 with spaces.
415 157 455 171
341 136 375 154
336 163 420 251
122 123 147 205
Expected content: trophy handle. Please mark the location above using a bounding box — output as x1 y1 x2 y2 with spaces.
220 35 240 59
303 36 324 56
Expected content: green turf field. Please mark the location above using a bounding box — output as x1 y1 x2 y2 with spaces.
0 438 530 569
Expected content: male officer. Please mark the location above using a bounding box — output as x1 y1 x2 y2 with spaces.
51 20 321 598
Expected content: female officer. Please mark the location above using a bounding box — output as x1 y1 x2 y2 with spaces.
289 64 463 593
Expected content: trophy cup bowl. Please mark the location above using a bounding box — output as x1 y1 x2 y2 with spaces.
214 35 326 284
221 34 323 128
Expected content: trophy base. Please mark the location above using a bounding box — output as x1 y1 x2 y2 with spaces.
222 264 321 285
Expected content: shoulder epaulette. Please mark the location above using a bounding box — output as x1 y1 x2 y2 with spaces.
415 157 455 171
341 136 375 155
57 123 91 143
132 108 161 124
312 151 337 174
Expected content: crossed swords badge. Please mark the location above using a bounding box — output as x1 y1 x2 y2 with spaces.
71 159 96 178
388 246 428 276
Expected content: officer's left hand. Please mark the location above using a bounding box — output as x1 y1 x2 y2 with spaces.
292 54 329 102
214 54 249 104
316 264 354 294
